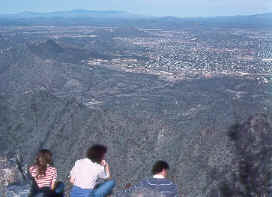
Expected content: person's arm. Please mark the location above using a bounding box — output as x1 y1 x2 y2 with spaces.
50 167 57 190
69 161 78 184
101 160 111 179
29 166 37 178
51 181 56 190
170 183 179 197
70 176 75 184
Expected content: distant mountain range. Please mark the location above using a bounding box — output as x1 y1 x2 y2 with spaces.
0 9 146 19
0 10 271 28
0 9 272 19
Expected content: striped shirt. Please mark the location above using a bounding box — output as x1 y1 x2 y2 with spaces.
29 165 57 188
139 176 178 197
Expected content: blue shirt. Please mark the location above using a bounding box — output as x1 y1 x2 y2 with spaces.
138 177 178 197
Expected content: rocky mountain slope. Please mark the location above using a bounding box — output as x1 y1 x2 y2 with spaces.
1 40 272 197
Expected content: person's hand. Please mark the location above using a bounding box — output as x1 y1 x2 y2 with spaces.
101 160 108 167
101 160 111 178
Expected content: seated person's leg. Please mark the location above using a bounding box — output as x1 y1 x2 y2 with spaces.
93 180 115 197
70 186 92 197
54 181 65 196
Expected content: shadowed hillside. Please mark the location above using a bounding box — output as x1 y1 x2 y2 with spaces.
28 39 105 64
203 113 272 197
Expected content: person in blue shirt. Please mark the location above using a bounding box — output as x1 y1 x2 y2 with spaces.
138 160 179 197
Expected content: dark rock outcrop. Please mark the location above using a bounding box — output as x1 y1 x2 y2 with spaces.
0 152 30 197
204 113 272 197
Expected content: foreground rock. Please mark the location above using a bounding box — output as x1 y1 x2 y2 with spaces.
0 153 30 197
204 113 272 197
2 113 272 197
5 184 30 197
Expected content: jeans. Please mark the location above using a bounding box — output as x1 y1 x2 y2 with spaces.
93 180 115 197
70 180 115 197
54 182 65 197
29 182 65 197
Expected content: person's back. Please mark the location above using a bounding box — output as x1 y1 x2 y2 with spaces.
28 149 64 197
29 165 57 189
70 157 109 189
138 160 178 197
139 177 178 197
69 144 115 197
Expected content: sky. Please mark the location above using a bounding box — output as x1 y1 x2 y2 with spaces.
2 0 272 17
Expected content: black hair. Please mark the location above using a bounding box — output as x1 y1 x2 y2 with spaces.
87 144 107 164
151 160 169 175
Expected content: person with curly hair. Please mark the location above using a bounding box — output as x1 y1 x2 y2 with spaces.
70 144 115 197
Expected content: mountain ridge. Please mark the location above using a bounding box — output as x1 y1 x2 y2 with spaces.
0 10 271 28
0 9 146 19
1 9 271 19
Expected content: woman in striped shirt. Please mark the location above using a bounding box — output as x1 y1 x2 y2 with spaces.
29 149 64 197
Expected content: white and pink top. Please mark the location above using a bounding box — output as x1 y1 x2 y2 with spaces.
29 165 57 188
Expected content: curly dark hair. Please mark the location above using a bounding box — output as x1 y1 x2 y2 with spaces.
151 160 169 175
87 144 107 164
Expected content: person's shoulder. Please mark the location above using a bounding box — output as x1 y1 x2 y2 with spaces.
164 178 177 187
163 179 178 191
47 165 57 172
93 161 104 170
75 158 87 165
138 178 151 186
165 178 175 184
149 178 176 185
75 158 97 168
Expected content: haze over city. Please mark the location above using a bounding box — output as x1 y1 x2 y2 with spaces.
2 0 272 17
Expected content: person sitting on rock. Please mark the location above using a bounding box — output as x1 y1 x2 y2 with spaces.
137 160 178 197
29 149 64 197
69 144 115 197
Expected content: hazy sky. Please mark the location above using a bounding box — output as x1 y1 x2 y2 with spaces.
2 0 272 17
